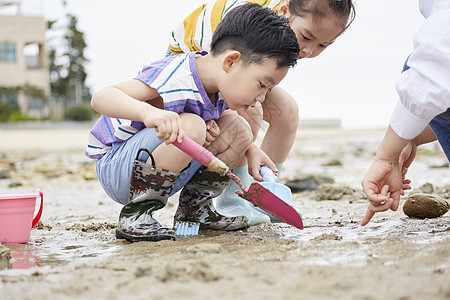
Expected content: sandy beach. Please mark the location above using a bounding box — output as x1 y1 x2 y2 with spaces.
0 123 449 300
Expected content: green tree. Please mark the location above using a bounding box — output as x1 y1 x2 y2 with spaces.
48 14 91 108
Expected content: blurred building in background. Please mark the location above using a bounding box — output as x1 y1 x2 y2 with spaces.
0 0 50 119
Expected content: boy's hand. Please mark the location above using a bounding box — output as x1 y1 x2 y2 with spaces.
142 109 184 144
204 120 220 147
246 143 278 182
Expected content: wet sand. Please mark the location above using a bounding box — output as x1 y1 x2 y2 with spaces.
0 124 449 300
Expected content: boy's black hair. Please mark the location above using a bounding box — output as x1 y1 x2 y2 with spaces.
210 3 299 68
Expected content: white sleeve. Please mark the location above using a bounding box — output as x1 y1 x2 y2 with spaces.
391 9 450 139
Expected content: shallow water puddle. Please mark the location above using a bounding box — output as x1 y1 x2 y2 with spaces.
3 231 121 269
7 244 39 269
3 218 448 270
275 217 450 244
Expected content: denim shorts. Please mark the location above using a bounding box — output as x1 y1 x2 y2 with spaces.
430 109 450 161
95 127 203 205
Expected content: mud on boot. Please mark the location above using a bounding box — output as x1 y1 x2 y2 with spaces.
174 167 249 231
116 148 179 242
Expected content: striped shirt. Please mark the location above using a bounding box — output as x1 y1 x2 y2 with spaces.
85 51 228 159
169 0 280 55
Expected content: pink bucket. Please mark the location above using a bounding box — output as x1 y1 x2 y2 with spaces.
0 189 43 243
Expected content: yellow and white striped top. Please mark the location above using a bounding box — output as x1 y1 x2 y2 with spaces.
169 0 281 55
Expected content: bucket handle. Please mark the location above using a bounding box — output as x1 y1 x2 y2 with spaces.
31 189 43 228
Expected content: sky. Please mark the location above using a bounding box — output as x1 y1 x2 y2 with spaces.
9 0 425 129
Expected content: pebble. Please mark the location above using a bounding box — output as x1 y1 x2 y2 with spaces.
186 243 223 254
314 183 355 201
321 159 343 166
403 193 449 219
0 170 10 179
285 174 334 193
312 233 342 241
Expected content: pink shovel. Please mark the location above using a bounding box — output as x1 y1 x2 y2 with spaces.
173 137 303 230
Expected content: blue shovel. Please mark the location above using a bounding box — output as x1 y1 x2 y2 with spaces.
257 166 294 222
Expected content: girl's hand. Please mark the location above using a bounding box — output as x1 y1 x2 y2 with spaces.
360 159 403 226
398 142 417 192
246 143 278 182
361 184 395 226
142 108 184 144
204 119 220 147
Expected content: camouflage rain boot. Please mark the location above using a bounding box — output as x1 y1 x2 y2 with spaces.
116 148 179 242
174 167 249 231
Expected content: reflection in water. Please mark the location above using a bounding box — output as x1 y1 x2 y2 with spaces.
10 250 39 269
5 243 39 269
2 233 119 270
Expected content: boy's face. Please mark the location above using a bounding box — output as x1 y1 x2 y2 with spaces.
220 56 288 110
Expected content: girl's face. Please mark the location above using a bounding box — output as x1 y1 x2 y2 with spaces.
220 55 288 110
278 4 345 59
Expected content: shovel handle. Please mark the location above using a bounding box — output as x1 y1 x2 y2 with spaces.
173 136 212 165
173 137 229 176
260 166 277 183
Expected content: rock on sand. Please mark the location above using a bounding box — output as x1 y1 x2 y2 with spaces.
403 193 449 219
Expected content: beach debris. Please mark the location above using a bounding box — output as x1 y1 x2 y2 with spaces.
78 162 97 180
435 185 450 199
411 183 450 200
156 261 221 282
186 243 223 254
34 164 62 178
34 220 53 231
66 222 116 232
321 158 343 166
0 170 10 179
8 180 23 188
429 161 449 168
285 174 334 192
403 193 449 219
312 233 342 241
313 183 356 201
410 182 434 194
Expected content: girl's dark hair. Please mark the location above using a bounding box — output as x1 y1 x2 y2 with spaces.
290 0 355 33
210 3 299 68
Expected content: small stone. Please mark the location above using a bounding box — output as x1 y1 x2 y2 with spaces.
34 220 53 231
186 243 223 254
420 183 434 194
81 170 97 181
321 159 343 166
403 193 449 219
285 174 334 193
0 170 10 179
312 233 342 241
285 177 320 192
314 183 355 201
8 180 22 188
